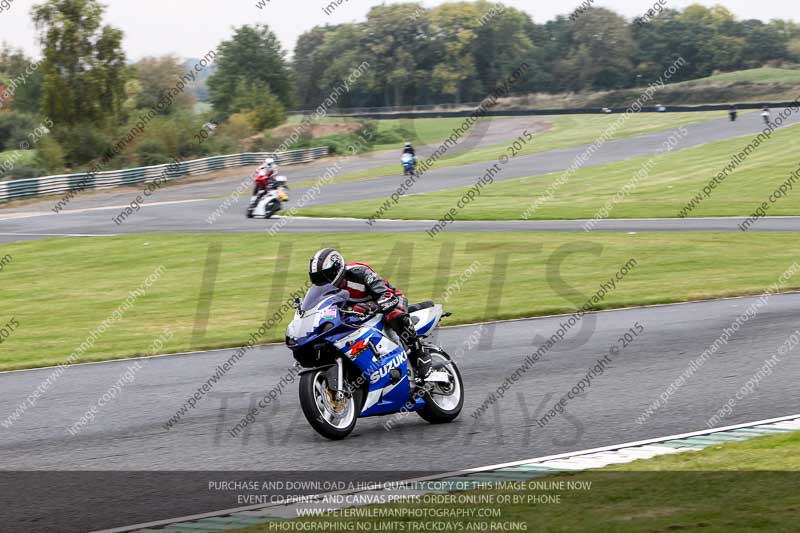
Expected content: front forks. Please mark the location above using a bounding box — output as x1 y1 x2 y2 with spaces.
322 358 347 401
335 357 344 400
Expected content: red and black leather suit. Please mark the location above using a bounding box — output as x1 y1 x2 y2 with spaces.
341 262 429 378
253 169 276 196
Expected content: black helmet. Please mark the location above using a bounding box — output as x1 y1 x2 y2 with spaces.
309 248 345 287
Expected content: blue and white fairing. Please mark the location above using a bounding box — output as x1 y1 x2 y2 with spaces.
411 304 444 337
285 288 348 346
331 316 423 416
285 284 427 418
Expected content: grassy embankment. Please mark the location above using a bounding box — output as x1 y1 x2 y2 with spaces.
498 66 800 110
2 232 800 369
296 123 800 220
302 111 726 186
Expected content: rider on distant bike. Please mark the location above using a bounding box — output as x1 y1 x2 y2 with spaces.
253 158 278 198
308 248 433 383
402 142 416 158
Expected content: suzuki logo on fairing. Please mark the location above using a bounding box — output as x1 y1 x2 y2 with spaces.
369 353 407 384
349 339 369 356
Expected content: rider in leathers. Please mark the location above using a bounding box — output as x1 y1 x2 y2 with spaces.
308 248 433 382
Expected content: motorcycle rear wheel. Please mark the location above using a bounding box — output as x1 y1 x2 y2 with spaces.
417 352 464 424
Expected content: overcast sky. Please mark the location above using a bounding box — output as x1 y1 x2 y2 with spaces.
1 0 798 61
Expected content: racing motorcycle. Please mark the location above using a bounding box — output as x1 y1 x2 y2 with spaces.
401 153 417 176
286 283 464 440
246 173 289 219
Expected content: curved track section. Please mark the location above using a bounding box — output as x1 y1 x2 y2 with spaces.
3 213 800 244
2 109 799 242
1 293 799 529
2 294 798 468
3 112 800 531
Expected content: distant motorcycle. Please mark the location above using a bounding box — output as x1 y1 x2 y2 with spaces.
286 283 463 440
247 174 289 219
401 153 417 176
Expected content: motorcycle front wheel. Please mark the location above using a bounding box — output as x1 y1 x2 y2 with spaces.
299 370 361 440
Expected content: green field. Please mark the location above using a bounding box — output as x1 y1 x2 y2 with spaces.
2 232 800 370
279 116 491 168
233 431 800 532
319 111 727 185
0 150 39 179
372 116 497 151
283 115 360 126
297 123 800 220
280 115 500 151
672 67 800 86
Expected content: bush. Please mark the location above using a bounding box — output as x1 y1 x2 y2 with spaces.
8 165 45 180
372 124 415 145
35 136 65 173
59 124 113 166
204 113 257 153
0 149 41 181
231 82 286 130
135 140 174 166
217 113 256 142
130 112 210 165
292 123 377 155
243 133 275 152
0 112 38 152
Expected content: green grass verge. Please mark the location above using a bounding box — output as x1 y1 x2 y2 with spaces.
671 67 800 86
2 232 800 370
371 116 495 152
0 149 38 167
322 112 726 186
297 122 800 220
283 117 484 173
232 431 800 532
282 116 502 153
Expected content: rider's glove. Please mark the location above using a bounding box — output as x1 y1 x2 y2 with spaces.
377 294 399 312
353 301 379 314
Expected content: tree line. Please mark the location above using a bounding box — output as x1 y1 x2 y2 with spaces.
292 1 800 108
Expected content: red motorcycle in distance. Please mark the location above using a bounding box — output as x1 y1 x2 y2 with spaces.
246 169 289 219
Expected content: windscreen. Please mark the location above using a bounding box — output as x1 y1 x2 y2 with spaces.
302 284 348 312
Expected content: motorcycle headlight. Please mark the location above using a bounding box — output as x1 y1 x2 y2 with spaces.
285 335 297 346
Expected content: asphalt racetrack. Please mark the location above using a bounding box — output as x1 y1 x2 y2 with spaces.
2 111 800 532
2 294 800 531
1 108 799 242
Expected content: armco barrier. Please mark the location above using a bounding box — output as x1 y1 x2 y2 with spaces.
0 147 329 203
326 100 800 120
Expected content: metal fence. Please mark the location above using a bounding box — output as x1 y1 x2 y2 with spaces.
0 147 328 203
312 101 800 120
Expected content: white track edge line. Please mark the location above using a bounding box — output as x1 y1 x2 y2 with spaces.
289 215 800 223
91 412 800 533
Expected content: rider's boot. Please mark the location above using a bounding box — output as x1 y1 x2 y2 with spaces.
397 316 434 385
413 344 433 383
